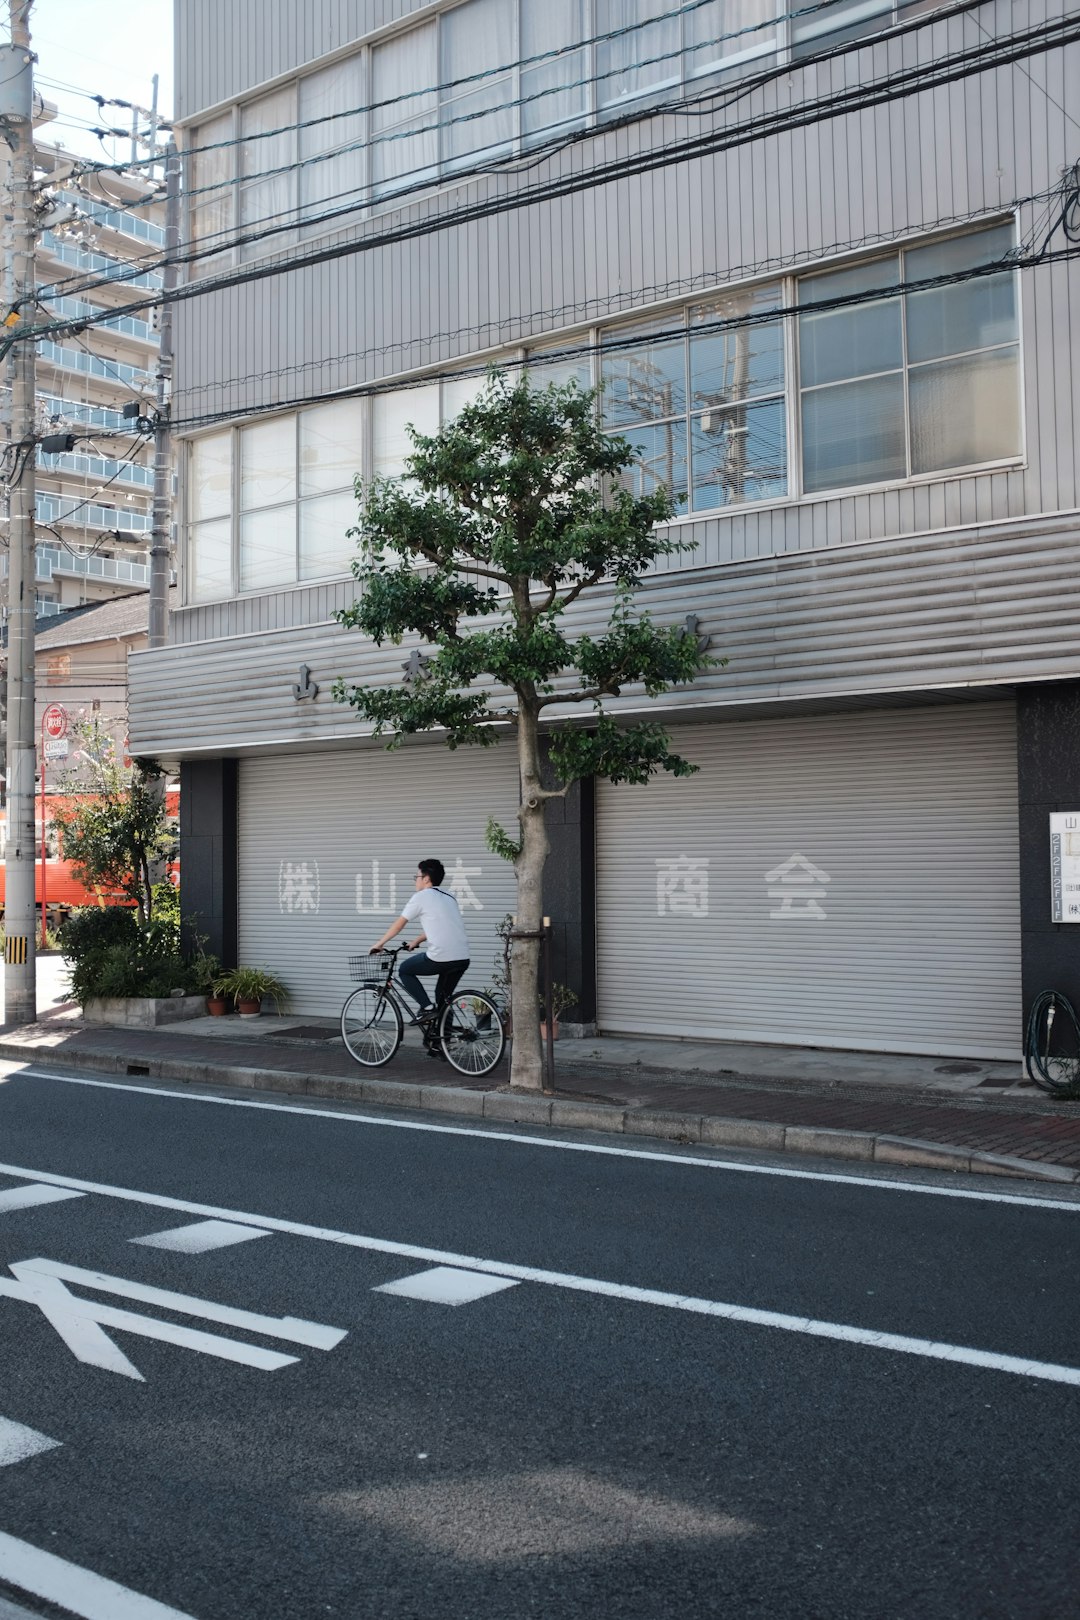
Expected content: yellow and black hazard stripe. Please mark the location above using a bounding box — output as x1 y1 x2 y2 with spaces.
4 935 28 965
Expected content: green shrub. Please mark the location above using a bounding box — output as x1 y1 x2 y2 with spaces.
60 905 216 1005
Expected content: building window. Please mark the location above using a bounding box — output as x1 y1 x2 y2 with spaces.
186 2 948 257
185 397 363 602
799 223 1019 493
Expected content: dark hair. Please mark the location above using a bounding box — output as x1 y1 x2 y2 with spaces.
418 858 445 887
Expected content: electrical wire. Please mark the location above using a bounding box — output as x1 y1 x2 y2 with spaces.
26 9 1078 332
1024 990 1080 1097
163 238 1080 434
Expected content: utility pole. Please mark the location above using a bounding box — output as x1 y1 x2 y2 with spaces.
148 141 179 651
2 0 37 1023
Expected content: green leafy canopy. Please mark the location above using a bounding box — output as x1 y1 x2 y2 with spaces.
334 370 721 788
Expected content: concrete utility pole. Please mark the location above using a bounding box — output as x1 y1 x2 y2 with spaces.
2 0 37 1023
148 141 179 651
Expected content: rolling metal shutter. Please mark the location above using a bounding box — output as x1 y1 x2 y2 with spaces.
238 742 520 1018
596 703 1021 1059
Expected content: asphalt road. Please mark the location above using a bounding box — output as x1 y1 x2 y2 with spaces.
0 1064 1078 1620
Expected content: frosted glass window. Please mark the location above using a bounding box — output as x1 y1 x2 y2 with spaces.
373 385 441 478
521 0 587 142
240 505 296 591
190 518 231 602
240 418 296 510
189 432 231 521
300 489 357 579
240 87 296 258
299 401 364 496
526 347 593 390
910 348 1019 473
300 57 365 230
686 1 777 79
792 0 892 53
596 1 681 109
799 257 901 386
440 0 515 170
372 24 438 198
189 112 233 258
441 373 489 422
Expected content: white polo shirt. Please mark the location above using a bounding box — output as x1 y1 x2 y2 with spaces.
401 887 471 962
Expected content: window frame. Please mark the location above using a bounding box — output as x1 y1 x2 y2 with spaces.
184 2 948 263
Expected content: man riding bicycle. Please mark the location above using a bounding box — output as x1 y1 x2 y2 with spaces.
369 858 470 1057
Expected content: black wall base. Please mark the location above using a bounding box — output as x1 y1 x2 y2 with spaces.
179 758 238 966
1017 682 1080 1019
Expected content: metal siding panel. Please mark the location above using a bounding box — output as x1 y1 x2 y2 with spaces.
236 742 520 1017
596 703 1021 1058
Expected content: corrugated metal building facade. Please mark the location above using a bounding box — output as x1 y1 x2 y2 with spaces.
129 0 1080 1055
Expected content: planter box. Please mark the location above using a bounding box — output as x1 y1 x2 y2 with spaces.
84 996 208 1029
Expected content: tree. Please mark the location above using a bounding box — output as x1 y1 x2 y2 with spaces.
52 718 174 927
335 372 717 1090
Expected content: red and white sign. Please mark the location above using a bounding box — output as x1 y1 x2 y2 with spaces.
42 704 68 741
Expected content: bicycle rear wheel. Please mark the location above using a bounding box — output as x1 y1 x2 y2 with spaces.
341 986 403 1067
438 989 505 1076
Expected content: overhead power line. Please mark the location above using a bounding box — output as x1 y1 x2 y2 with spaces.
20 8 1080 338
164 237 1080 434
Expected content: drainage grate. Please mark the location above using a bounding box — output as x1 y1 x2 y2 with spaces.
126 1064 151 1075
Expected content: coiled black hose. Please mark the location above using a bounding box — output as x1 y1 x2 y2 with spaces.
1023 990 1080 1098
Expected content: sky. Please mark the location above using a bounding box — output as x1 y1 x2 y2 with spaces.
22 0 174 164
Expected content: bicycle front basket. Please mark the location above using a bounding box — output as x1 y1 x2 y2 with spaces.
348 953 390 984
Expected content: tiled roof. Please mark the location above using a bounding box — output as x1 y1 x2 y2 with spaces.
33 587 178 650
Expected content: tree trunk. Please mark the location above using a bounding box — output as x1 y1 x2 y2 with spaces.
509 697 548 1091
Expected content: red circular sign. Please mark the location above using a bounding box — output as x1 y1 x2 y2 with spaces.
42 704 68 740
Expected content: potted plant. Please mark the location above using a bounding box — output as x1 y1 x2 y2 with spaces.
540 983 578 1042
212 966 289 1019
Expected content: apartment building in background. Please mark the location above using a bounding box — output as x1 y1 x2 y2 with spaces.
25 144 164 618
129 0 1080 1059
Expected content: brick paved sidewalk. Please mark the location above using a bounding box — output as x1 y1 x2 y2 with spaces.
3 1011 1080 1180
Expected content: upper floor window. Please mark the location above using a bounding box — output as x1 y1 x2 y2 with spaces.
185 0 947 261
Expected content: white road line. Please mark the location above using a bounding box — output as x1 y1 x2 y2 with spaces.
0 1183 84 1214
131 1219 273 1254
14 1068 1080 1214
0 1529 199 1620
375 1266 520 1305
0 1159 1076 1388
0 1416 60 1467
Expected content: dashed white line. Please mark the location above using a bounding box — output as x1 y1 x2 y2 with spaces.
0 1183 84 1214
131 1219 272 1254
0 1160 1076 1387
376 1266 520 1305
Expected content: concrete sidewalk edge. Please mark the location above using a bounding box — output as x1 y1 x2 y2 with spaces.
4 1034 1077 1187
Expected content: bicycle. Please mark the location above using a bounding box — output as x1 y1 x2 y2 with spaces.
340 945 506 1077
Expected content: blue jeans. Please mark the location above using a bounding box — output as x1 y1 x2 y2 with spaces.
398 952 469 1017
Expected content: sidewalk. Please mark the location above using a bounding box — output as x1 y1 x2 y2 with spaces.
4 992 1080 1186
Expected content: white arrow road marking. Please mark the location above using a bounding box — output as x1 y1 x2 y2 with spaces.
0 1416 61 1467
0 1259 347 1382
131 1219 273 1254
0 1529 199 1620
376 1266 520 1306
0 1183 84 1214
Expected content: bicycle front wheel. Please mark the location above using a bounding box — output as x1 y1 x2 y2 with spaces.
438 990 506 1077
341 986 403 1067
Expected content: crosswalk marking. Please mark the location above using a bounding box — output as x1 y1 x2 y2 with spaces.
0 1416 61 1468
375 1266 520 1306
0 1184 84 1214
131 1220 272 1254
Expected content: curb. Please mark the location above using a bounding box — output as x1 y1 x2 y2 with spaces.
3 1037 1078 1187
